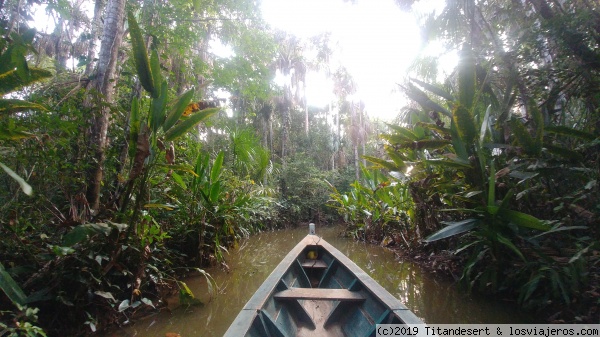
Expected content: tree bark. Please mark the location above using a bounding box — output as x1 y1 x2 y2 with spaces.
84 0 126 212
354 144 360 181
281 87 290 160
53 18 67 73
84 0 105 76
304 81 309 135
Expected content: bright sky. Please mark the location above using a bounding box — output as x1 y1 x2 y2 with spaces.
30 0 455 122
262 0 427 121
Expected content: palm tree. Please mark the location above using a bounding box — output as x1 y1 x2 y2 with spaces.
273 31 307 160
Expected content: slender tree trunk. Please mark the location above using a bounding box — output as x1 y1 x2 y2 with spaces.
54 18 67 73
361 110 366 168
84 0 126 212
5 0 21 36
336 105 341 168
351 106 360 181
269 114 273 156
281 86 290 160
84 0 105 76
354 144 359 181
304 82 309 135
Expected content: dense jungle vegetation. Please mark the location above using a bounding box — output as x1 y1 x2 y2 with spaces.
0 0 598 335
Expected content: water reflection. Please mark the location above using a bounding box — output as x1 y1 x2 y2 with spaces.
110 226 533 336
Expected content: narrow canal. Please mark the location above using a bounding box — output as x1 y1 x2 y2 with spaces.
111 226 535 336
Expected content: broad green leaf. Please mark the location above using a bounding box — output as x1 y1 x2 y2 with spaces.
510 117 539 155
424 218 478 242
150 80 167 133
384 134 415 145
143 203 174 210
209 181 221 203
52 245 75 256
416 122 451 136
496 233 525 261
453 104 477 147
454 240 481 255
376 189 393 205
384 124 418 141
410 77 454 101
545 126 596 141
163 89 195 132
400 139 451 150
450 117 468 160
0 262 27 307
387 151 408 172
164 107 219 141
0 162 32 195
150 49 162 97
13 52 29 81
530 225 587 239
127 11 155 96
94 291 116 302
141 297 155 308
0 126 36 140
498 209 549 231
464 190 483 198
508 170 538 183
63 223 113 246
363 155 399 171
544 144 583 161
118 299 130 312
211 151 224 183
424 159 472 169
156 163 198 176
479 105 492 147
403 83 451 117
171 172 187 189
568 243 593 263
520 273 542 303
63 226 93 246
499 188 515 211
0 99 47 115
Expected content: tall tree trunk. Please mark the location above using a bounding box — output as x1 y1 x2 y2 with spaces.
269 113 273 157
361 109 366 168
5 0 21 36
84 0 105 76
304 81 309 135
281 87 290 160
54 18 67 73
354 144 359 181
84 0 126 213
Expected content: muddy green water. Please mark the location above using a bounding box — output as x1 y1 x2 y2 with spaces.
112 226 534 337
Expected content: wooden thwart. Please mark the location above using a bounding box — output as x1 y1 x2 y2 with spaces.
300 260 328 269
274 288 365 302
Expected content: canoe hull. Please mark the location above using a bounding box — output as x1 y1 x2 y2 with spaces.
224 233 423 337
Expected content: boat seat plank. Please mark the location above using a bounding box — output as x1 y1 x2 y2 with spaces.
300 260 328 269
274 288 365 301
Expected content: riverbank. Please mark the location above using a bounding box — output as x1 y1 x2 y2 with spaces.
365 234 599 324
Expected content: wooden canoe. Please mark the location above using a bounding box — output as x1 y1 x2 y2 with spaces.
224 226 424 337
